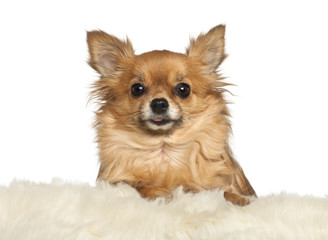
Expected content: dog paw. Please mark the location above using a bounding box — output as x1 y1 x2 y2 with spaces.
223 191 256 206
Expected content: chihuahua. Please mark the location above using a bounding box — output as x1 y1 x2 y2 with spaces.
87 25 256 206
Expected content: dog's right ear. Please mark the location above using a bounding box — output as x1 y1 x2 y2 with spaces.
87 30 135 77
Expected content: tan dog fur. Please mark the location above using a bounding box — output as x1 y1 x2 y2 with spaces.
87 25 256 206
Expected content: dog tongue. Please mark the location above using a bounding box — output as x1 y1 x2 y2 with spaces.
153 117 163 122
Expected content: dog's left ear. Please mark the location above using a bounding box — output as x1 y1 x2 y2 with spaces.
186 25 226 73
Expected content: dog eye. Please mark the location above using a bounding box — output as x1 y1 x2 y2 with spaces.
131 83 145 97
174 83 191 99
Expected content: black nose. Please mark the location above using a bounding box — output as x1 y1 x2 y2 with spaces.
150 98 169 114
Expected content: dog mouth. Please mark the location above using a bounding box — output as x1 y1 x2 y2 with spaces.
138 115 183 132
149 117 173 126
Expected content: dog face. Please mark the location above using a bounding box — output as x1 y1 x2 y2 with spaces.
129 51 188 133
87 25 227 135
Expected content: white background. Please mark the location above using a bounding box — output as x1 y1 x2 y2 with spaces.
0 0 327 197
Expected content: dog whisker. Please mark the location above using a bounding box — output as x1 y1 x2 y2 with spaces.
127 112 142 120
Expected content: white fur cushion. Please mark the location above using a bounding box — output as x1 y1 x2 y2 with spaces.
0 179 327 239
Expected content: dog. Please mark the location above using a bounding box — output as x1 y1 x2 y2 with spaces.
87 25 256 206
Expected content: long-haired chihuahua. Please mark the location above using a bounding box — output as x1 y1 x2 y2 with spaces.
87 25 256 206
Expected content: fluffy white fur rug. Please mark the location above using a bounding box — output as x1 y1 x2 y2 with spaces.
0 180 327 240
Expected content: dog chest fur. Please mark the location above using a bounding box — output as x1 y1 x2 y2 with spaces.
96 110 233 193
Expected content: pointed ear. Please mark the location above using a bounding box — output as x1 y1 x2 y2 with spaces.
186 25 226 73
87 30 134 77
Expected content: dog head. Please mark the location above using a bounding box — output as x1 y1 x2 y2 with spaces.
87 25 228 135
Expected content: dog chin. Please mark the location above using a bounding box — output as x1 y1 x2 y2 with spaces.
138 118 183 134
